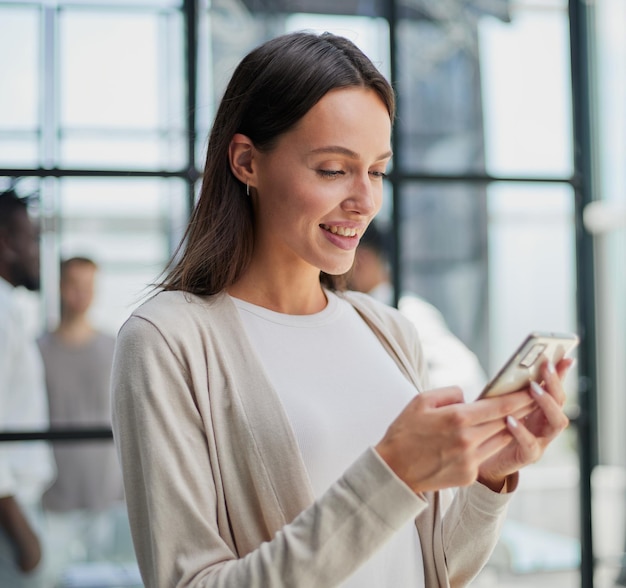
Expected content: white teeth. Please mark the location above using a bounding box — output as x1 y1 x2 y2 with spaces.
322 224 357 237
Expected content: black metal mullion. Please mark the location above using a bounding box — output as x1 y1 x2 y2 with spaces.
0 429 113 442
569 1 600 587
386 0 402 309
390 173 575 185
183 0 199 212
0 167 188 178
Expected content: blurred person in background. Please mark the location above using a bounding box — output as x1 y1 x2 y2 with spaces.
38 257 124 583
0 189 55 587
349 221 488 401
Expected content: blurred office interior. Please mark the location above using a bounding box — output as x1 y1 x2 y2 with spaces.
0 0 624 586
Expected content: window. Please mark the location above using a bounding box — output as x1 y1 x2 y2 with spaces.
0 1 609 586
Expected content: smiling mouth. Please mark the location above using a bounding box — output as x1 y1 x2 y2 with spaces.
320 224 358 237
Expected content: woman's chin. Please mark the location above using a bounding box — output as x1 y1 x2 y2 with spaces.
320 261 353 277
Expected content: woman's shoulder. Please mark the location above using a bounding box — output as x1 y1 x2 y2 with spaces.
135 290 227 319
119 290 233 341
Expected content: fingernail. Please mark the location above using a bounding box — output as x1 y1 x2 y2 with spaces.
547 362 556 375
530 381 544 396
507 415 518 428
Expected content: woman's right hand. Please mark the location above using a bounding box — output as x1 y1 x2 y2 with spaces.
374 386 534 494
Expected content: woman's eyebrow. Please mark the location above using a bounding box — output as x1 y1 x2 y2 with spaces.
310 146 393 160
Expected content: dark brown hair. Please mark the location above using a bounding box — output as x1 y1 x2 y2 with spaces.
159 31 395 295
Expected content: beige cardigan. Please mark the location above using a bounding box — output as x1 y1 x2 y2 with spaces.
112 290 513 587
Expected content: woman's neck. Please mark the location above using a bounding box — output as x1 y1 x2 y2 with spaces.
228 267 327 315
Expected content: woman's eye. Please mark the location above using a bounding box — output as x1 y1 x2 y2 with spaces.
370 171 388 179
318 170 345 178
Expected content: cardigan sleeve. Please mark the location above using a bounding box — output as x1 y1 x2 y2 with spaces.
439 482 513 587
112 314 428 588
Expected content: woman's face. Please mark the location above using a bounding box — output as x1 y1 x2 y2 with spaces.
250 87 392 278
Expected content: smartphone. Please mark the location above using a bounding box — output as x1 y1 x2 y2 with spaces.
478 331 579 399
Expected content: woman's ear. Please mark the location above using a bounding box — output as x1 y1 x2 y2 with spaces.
229 133 255 186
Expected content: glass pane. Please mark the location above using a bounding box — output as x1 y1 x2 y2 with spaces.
399 181 489 365
396 14 486 176
476 461 581 584
396 3 572 177
58 9 186 170
58 8 185 170
478 5 573 177
285 13 390 78
41 447 141 588
0 5 39 129
487 182 577 378
0 135 40 167
59 9 158 129
60 132 187 169
59 9 183 130
52 178 188 331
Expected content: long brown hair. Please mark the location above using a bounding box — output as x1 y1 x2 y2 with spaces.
159 31 395 295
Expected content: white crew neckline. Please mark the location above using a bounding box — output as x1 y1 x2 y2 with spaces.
229 290 343 328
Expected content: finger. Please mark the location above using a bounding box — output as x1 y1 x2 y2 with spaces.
542 357 576 400
469 415 515 445
504 415 541 461
511 402 536 422
529 382 570 434
474 426 516 463
556 357 576 380
529 360 565 406
462 408 536 456
466 390 534 425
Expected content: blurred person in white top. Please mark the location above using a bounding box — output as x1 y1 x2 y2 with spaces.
0 189 55 587
349 221 487 401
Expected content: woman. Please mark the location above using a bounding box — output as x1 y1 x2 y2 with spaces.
112 31 572 587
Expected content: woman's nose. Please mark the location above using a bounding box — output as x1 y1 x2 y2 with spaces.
343 174 379 215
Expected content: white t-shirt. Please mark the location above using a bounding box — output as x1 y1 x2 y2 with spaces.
233 291 425 588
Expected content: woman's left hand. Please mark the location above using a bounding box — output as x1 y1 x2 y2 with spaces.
476 357 575 491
